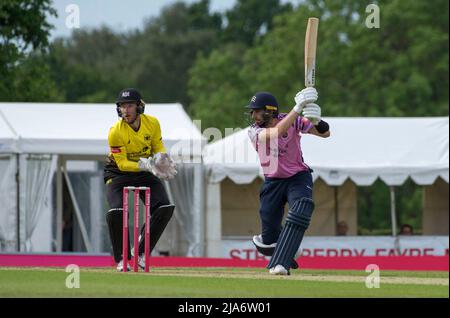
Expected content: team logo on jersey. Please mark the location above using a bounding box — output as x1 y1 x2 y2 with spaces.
144 134 151 141
111 147 121 153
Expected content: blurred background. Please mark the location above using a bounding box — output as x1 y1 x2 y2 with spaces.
0 0 448 259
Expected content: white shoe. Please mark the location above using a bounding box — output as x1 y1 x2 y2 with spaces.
130 235 146 256
116 259 131 272
130 243 138 257
253 234 277 249
269 265 289 275
130 245 146 270
137 255 146 270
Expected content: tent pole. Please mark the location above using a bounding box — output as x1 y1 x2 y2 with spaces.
195 163 205 257
390 186 397 236
16 154 20 252
334 186 339 235
56 156 63 252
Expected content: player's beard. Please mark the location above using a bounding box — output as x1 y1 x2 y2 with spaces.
258 111 274 128
124 113 138 125
251 112 265 127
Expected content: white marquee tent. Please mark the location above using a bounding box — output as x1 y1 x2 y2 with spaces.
0 103 206 256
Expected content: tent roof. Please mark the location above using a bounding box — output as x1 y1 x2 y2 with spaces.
204 117 449 186
0 103 204 156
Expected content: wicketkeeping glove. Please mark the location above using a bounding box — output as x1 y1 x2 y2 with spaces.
138 153 177 180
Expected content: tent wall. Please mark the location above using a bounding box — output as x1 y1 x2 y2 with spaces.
156 206 181 255
221 178 262 237
337 181 358 235
27 198 52 252
161 163 205 256
205 182 221 257
423 178 449 235
0 155 18 252
309 179 336 235
19 154 56 252
308 179 357 236
0 154 55 252
308 179 358 235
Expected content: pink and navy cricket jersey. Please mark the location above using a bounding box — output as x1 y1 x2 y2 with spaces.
248 114 314 178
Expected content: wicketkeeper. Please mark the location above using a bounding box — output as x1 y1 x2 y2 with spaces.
104 88 177 272
247 88 330 275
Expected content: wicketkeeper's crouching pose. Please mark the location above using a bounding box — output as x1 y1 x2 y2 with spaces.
247 88 330 275
104 88 177 272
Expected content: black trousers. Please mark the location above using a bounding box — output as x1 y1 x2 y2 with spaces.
104 172 172 263
105 172 170 212
259 170 313 244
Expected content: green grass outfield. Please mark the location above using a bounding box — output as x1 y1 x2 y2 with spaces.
0 267 448 298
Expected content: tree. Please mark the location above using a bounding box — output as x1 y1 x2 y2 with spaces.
130 1 221 107
0 0 58 101
45 27 125 103
44 1 222 107
186 0 222 31
188 43 251 130
8 53 63 101
222 0 293 45
239 0 449 117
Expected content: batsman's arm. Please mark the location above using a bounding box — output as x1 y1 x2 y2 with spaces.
259 110 299 141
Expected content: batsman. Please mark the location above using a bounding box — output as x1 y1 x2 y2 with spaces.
104 88 177 271
249 17 329 275
247 89 330 275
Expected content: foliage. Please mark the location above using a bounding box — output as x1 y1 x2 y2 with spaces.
189 0 448 132
0 0 58 101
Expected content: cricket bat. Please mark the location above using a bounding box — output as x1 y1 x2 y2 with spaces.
304 17 319 87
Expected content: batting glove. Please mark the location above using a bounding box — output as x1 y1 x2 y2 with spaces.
293 87 318 114
302 103 321 125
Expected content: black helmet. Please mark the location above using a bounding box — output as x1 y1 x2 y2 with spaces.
115 88 145 117
245 92 279 112
245 92 279 126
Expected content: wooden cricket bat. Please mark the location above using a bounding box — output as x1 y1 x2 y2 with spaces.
304 17 319 87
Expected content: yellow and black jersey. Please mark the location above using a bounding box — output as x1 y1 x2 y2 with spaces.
104 114 166 178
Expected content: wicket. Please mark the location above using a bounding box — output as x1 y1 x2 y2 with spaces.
122 186 151 272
